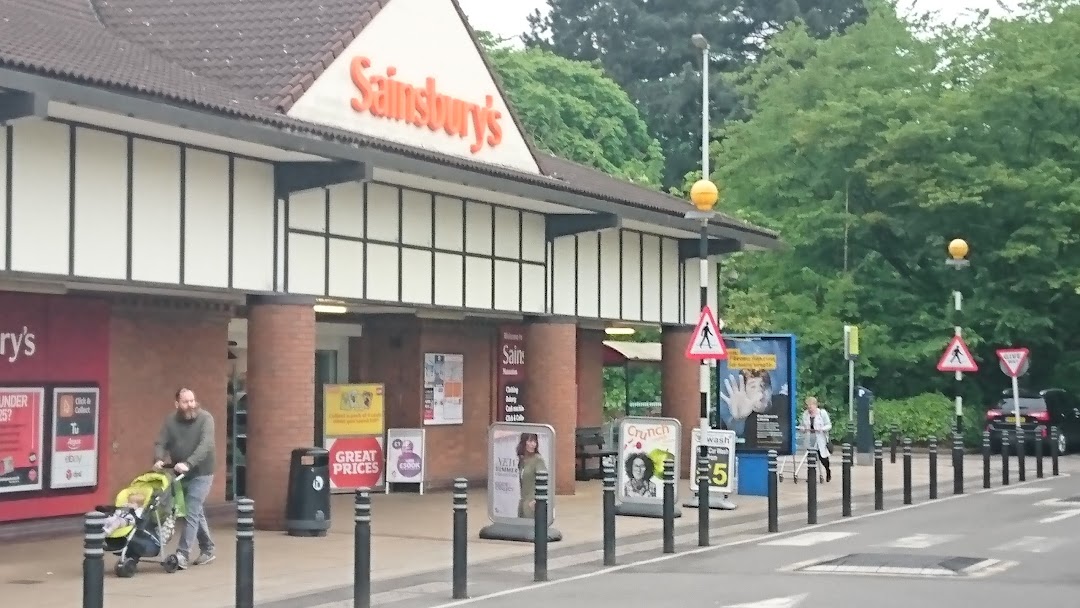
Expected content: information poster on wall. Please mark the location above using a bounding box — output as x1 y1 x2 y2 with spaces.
617 416 681 504
423 353 464 425
486 422 556 525
50 387 100 490
0 387 45 494
323 383 385 439
385 428 425 491
497 326 526 422
715 334 796 455
326 435 385 491
689 427 737 495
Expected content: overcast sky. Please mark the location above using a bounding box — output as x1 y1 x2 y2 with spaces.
456 0 1024 44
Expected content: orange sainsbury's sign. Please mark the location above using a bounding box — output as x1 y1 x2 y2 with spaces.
349 56 504 155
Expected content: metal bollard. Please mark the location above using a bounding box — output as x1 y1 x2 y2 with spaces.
1036 430 1045 479
534 470 549 582
235 499 255 608
1001 432 1011 485
841 443 852 517
354 488 372 608
807 449 818 525
697 451 710 547
602 462 616 566
929 436 939 499
82 512 106 608
902 438 912 505
874 441 884 511
767 450 779 532
890 426 899 464
953 435 964 495
452 478 468 600
1017 429 1027 482
1052 426 1060 476
982 431 991 489
662 459 675 554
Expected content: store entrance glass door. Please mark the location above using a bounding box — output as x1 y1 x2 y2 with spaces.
314 349 339 447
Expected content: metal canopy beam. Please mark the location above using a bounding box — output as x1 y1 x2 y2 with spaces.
678 237 741 261
0 90 47 125
545 213 620 240
274 161 371 197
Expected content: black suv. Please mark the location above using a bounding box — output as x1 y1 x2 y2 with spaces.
985 388 1080 455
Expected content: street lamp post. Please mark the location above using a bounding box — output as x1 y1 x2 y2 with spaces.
688 33 735 511
946 238 970 435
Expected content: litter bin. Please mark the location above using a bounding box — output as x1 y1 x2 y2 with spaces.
285 447 331 537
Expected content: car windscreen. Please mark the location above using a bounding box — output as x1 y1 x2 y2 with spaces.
996 397 1047 411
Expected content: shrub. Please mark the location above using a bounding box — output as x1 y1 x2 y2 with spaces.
821 393 985 447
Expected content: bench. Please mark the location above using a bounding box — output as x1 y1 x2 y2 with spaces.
575 426 617 481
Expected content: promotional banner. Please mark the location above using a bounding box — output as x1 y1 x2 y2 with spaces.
323 383 385 438
327 435 385 490
689 427 737 495
496 327 526 422
50 387 100 490
716 334 797 455
0 387 45 494
423 353 464 425
385 428 425 487
486 422 556 525
617 416 681 504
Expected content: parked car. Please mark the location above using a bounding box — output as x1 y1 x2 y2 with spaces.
985 388 1080 455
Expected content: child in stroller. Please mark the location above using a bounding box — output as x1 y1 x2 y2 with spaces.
96 469 186 578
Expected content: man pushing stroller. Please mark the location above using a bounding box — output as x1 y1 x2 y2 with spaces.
154 387 217 569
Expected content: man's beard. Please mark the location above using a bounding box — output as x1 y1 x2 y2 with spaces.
182 408 199 419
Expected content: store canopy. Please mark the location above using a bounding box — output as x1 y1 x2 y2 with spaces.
602 341 662 366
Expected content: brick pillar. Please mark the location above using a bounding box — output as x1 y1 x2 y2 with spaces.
661 325 697 479
246 295 316 530
525 320 578 495
576 329 605 428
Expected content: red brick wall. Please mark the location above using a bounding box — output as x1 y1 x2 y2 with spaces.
349 317 422 430
661 326 698 479
576 329 605 428
526 321 578 495
108 302 231 502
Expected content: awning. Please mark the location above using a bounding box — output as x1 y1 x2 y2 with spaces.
602 341 662 365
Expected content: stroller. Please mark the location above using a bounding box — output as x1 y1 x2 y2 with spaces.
777 429 825 484
96 469 187 577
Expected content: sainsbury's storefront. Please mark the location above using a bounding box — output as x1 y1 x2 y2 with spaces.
0 0 778 530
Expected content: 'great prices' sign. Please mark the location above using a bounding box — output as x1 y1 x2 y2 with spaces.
327 436 385 490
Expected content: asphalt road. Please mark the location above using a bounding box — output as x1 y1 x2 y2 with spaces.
433 472 1080 608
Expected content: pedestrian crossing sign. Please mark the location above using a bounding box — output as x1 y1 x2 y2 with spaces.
685 306 727 360
936 335 978 373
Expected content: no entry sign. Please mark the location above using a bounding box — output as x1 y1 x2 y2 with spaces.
327 436 385 490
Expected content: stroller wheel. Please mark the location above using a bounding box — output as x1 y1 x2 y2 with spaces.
115 558 138 578
162 554 180 574
778 475 784 482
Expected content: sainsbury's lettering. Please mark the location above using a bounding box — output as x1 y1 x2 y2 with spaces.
348 56 504 154
0 326 36 363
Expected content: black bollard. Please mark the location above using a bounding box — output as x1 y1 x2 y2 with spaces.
903 438 912 505
1051 426 1060 476
1017 429 1026 482
1036 430 1045 479
953 435 964 495
890 426 899 464
534 470 549 582
1001 432 1011 485
697 450 710 547
929 436 939 499
354 488 372 608
452 478 468 600
235 498 255 608
874 441 884 511
982 431 991 489
841 443 852 517
82 512 106 608
662 459 675 554
602 462 616 566
767 450 779 532
807 449 818 525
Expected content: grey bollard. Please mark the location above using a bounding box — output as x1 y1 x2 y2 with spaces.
929 436 939 498
534 470 549 582
82 512 106 608
452 478 468 599
354 488 372 608
1017 429 1026 482
902 438 912 505
981 431 991 489
662 459 675 553
841 444 852 517
602 463 616 566
953 435 964 495
1001 432 1011 485
767 450 779 532
697 449 710 547
235 498 255 608
807 449 818 525
874 441 884 510
1051 426 1060 476
1035 430 1045 479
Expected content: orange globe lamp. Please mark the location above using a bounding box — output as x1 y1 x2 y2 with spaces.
948 238 969 261
689 179 719 212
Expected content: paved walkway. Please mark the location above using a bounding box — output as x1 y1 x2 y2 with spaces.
0 454 1064 608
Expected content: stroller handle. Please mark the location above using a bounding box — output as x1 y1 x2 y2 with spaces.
152 462 187 482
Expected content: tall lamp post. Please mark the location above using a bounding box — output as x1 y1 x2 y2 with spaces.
688 33 735 511
946 238 970 435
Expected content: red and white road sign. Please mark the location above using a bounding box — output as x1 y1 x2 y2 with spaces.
936 335 978 372
996 348 1030 378
327 436 385 490
685 306 727 360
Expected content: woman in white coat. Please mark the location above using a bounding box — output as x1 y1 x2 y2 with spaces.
798 396 833 482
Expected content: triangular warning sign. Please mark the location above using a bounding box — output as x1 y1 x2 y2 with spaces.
937 335 978 372
996 348 1029 377
685 306 727 360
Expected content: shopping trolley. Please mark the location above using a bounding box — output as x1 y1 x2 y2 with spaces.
777 429 825 484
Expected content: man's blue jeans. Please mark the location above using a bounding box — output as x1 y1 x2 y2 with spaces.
177 474 215 558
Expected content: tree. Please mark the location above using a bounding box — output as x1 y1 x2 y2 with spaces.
522 0 868 188
479 34 664 185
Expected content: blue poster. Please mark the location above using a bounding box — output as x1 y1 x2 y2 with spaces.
715 334 796 455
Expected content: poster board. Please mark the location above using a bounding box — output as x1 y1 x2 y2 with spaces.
715 334 797 455
689 427 737 495
50 387 100 490
0 387 45 494
327 435 385 491
385 428 425 494
424 353 464 425
497 327 526 422
616 416 682 505
485 422 556 526
323 383 385 440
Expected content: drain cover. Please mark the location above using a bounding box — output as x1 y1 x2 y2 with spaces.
785 553 1005 578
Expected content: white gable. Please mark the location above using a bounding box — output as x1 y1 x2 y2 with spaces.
287 0 540 174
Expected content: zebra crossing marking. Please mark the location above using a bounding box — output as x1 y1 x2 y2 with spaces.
992 535 1069 553
760 531 856 547
995 487 1052 496
879 533 959 549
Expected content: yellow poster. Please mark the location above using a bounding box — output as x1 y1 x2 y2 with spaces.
324 384 385 437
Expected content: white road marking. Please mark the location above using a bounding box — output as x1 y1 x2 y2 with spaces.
760 531 856 547
1038 509 1080 524
1035 497 1067 506
880 533 959 549
723 593 808 608
995 487 1052 496
992 535 1068 553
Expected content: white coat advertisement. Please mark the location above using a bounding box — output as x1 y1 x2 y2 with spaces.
617 416 681 504
486 422 556 526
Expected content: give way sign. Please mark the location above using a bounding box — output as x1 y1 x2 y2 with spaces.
996 348 1030 378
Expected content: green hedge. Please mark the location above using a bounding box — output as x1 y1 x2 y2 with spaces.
825 392 985 447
